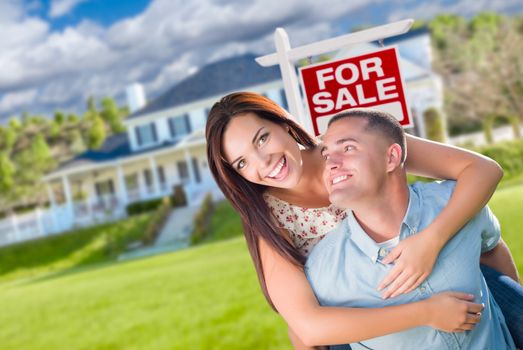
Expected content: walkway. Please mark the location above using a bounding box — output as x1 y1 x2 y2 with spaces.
118 205 200 261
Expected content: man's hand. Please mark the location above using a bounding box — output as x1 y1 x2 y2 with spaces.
378 234 441 298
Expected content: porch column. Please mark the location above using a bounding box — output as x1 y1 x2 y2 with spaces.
148 157 160 196
10 213 20 242
35 208 45 237
62 175 73 217
45 181 58 234
183 149 195 183
116 164 128 205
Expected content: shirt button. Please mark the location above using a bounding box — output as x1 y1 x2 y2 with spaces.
378 247 389 258
419 286 427 293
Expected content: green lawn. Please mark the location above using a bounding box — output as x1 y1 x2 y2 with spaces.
0 212 153 283
0 184 521 350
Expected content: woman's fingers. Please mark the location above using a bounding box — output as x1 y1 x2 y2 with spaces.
378 263 403 291
403 273 428 294
388 274 420 298
381 271 412 299
466 301 485 314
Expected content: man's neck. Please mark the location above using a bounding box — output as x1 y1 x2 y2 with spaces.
352 178 410 244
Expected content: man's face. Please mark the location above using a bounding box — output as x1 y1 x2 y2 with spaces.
321 117 391 208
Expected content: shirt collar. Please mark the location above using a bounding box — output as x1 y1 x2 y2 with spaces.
346 185 422 263
402 185 422 236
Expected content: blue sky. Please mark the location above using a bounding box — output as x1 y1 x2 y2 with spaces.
27 0 150 31
1 0 522 120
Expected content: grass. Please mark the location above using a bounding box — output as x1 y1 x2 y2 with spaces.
0 184 521 349
0 238 288 350
489 184 523 274
204 200 243 243
0 213 153 283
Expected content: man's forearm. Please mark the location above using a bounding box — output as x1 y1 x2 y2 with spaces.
480 239 520 283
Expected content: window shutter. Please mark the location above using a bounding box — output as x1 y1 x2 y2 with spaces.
151 123 158 142
184 114 192 133
135 127 142 146
169 118 175 138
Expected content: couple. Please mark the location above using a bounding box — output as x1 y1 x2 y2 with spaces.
206 92 522 349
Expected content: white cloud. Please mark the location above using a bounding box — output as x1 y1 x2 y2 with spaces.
49 0 89 18
0 88 38 113
0 0 521 118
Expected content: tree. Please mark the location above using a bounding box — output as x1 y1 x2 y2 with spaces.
100 97 126 133
69 129 86 154
86 115 106 149
0 152 15 193
54 111 65 125
431 13 523 137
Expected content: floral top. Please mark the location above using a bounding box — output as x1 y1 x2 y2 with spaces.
264 193 347 256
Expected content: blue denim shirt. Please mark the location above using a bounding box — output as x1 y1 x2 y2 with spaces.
305 181 515 350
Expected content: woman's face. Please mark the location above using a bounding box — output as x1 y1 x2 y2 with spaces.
222 112 304 189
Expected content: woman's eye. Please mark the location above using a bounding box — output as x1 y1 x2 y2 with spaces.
344 145 354 152
257 133 268 146
237 159 246 170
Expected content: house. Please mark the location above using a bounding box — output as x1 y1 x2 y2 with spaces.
0 54 288 246
0 28 444 246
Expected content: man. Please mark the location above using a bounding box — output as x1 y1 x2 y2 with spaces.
305 109 516 349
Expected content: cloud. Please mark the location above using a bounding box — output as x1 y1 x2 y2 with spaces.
49 0 89 18
0 0 521 119
0 89 38 114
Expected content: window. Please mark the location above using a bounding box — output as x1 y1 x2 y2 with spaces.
169 114 191 138
157 166 166 184
124 173 138 191
191 158 201 184
143 169 153 187
94 179 115 197
177 161 189 182
135 123 158 146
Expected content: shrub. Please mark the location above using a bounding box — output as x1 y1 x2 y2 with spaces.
476 140 523 180
423 107 446 143
191 193 215 245
126 198 163 216
142 197 172 246
171 184 187 208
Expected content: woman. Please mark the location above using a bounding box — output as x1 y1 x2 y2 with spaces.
206 92 521 348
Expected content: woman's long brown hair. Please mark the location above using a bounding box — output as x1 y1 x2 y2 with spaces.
205 92 317 311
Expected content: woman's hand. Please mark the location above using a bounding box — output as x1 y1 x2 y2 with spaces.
378 233 442 299
423 292 483 332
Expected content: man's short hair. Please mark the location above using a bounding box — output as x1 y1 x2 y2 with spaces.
328 108 406 164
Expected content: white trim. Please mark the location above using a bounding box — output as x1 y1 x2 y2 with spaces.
43 130 207 181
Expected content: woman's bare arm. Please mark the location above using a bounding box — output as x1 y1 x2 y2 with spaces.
260 238 482 347
404 134 503 244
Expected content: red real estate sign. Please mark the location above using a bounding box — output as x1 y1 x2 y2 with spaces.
299 47 412 136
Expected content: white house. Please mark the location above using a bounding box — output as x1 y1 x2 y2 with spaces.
0 28 444 246
0 54 287 246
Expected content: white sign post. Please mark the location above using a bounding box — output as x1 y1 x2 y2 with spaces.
256 19 414 135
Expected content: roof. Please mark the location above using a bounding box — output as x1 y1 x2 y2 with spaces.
46 133 180 178
129 53 281 119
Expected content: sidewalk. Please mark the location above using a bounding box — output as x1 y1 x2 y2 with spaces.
118 205 200 261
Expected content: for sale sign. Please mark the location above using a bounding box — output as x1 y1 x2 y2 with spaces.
299 47 412 135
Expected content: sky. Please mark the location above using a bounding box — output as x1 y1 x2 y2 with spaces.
1 0 522 121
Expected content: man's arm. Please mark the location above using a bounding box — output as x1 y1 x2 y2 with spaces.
480 238 520 283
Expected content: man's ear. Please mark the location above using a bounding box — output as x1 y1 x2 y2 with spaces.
386 143 403 172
